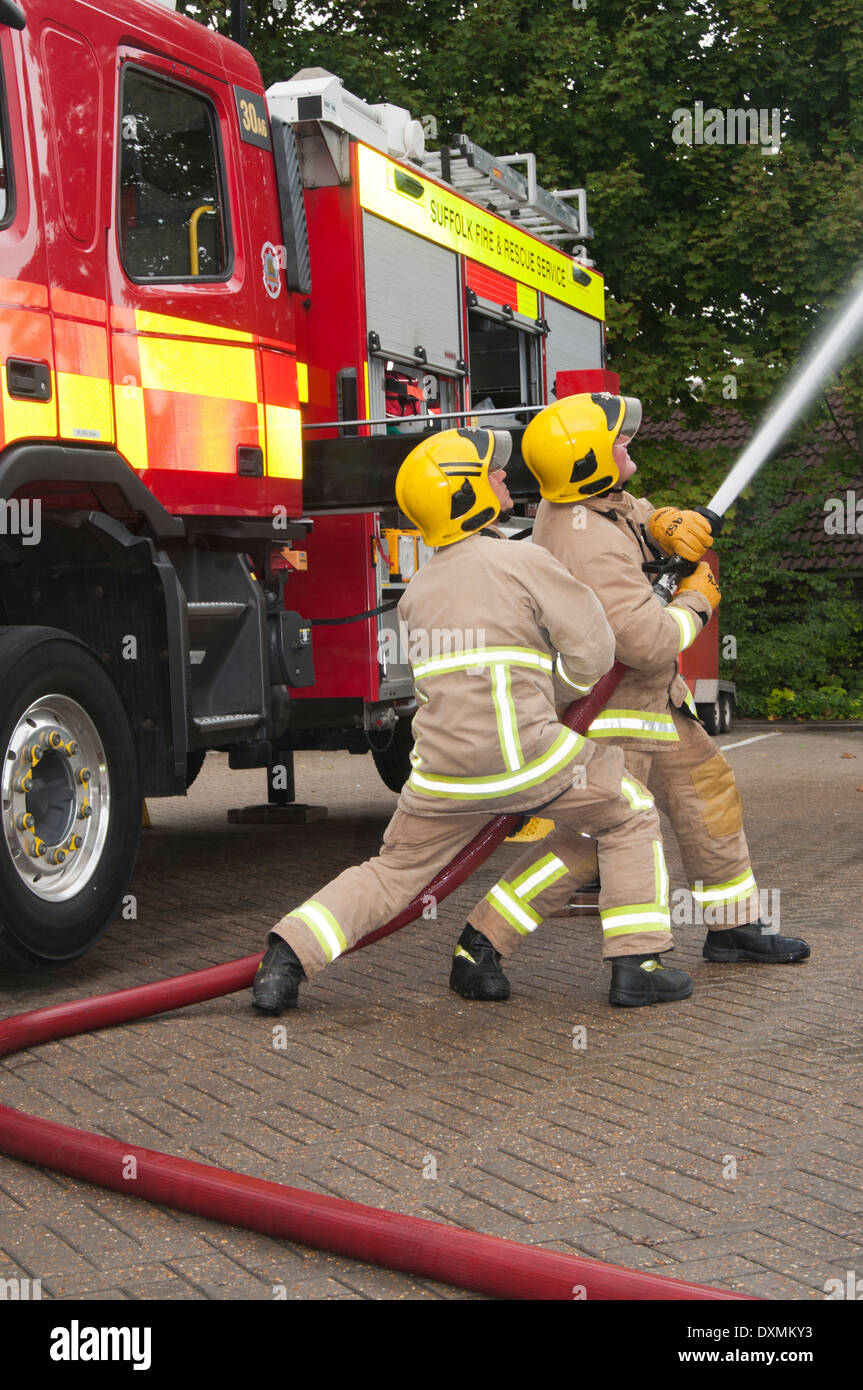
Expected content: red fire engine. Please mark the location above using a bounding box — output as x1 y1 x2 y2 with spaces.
0 0 726 967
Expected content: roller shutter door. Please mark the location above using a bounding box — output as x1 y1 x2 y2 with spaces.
363 212 461 372
544 297 603 393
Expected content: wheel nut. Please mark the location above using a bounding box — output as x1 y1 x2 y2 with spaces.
16 813 35 831
18 774 32 793
79 804 92 819
69 835 83 851
48 731 63 749
77 768 91 784
31 841 46 858
65 741 79 756
51 847 67 865
31 746 43 763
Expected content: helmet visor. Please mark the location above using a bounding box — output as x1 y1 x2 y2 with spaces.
489 429 512 470
618 396 642 443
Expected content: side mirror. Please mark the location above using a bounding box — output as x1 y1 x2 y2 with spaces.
0 1 26 29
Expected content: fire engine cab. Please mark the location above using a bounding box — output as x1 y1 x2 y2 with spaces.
0 0 721 969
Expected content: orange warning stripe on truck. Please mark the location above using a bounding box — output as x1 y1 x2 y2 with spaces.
0 300 301 479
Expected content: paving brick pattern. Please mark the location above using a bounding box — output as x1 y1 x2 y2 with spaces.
1 726 861 1300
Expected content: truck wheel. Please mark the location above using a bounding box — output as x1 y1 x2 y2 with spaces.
370 717 414 794
0 627 140 970
719 693 734 734
696 699 721 736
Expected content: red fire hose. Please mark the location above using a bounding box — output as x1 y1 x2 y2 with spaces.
0 669 750 1300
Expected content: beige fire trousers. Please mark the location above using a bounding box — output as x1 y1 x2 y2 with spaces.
471 706 760 958
271 743 671 979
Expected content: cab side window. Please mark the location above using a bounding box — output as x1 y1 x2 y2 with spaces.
119 68 230 281
0 65 11 226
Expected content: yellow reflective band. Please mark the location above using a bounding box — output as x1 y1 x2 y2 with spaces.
134 309 254 343
1 364 58 442
487 883 542 936
409 728 583 798
691 871 757 904
292 900 347 962
654 839 669 910
516 283 538 318
357 144 605 318
296 361 309 403
57 372 114 444
668 605 698 652
138 336 258 403
620 776 654 811
601 839 670 936
265 404 303 479
555 654 593 693
114 382 147 471
601 909 671 935
412 646 554 680
492 662 522 772
511 853 569 901
588 708 680 740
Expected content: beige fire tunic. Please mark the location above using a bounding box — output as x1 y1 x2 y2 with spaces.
271 530 673 977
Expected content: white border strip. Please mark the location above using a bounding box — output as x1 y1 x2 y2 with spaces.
721 732 783 751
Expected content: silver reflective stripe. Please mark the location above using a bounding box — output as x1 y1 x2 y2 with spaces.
668 605 698 652
512 854 568 900
488 884 540 933
589 714 678 737
555 654 593 694
692 871 756 904
292 900 347 962
492 662 522 771
409 729 583 798
412 645 553 680
620 775 654 811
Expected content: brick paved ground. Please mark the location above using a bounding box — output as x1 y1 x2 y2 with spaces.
0 725 861 1300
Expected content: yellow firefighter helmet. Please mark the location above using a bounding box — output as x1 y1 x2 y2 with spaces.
395 427 512 547
521 393 642 503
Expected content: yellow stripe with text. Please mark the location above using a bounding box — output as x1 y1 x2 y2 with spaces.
357 144 604 319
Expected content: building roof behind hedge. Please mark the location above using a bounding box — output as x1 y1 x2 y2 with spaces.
639 406 863 573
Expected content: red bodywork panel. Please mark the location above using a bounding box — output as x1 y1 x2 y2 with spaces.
285 513 379 702
292 146 368 438
0 0 301 517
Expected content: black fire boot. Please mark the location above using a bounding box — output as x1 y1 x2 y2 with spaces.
253 933 306 1014
449 924 511 1001
703 921 810 964
609 952 693 1007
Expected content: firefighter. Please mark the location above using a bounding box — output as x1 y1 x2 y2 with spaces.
254 426 690 1014
450 393 809 1003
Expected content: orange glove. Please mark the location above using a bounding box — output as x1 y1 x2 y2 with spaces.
677 562 721 611
648 507 713 561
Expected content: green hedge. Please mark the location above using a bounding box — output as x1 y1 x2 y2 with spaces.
634 437 863 719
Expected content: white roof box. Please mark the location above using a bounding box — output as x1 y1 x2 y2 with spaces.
267 69 425 162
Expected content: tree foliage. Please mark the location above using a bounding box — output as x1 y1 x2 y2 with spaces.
180 0 863 710
183 0 863 432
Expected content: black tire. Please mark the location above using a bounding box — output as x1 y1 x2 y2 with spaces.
696 699 721 736
370 717 414 793
0 627 140 970
719 692 734 734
